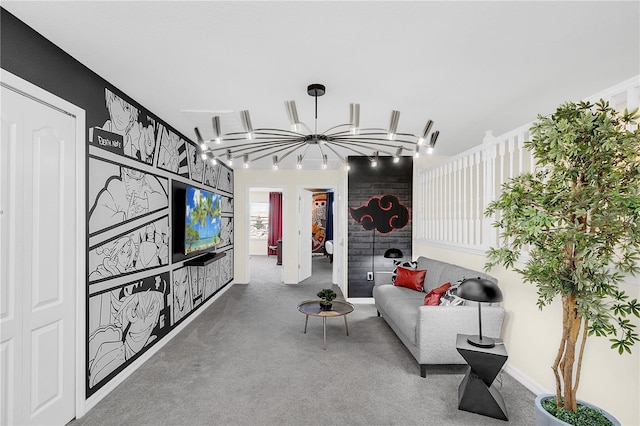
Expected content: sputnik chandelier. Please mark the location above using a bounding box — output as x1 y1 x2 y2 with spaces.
194 83 439 170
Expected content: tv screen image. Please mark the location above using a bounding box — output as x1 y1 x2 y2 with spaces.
184 186 222 254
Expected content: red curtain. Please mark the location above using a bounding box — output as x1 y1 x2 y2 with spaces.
268 192 283 255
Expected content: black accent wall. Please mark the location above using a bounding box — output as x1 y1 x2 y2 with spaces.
347 156 412 297
1 9 234 397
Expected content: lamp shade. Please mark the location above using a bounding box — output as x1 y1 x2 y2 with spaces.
383 248 403 259
457 277 503 303
457 277 503 348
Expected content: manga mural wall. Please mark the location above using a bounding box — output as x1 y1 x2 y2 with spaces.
87 85 234 396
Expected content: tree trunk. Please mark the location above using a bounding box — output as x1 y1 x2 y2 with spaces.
554 294 581 411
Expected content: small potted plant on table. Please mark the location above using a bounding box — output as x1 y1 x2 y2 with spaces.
317 288 337 311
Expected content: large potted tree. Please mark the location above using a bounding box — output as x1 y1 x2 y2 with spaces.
485 100 640 425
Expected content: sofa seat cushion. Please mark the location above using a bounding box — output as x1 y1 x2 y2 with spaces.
374 285 424 345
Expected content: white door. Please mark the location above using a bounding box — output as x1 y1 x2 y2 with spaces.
1 82 78 425
297 189 312 282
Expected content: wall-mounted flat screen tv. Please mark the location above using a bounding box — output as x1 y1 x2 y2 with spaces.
184 185 222 255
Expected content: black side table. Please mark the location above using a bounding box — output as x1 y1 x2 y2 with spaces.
456 333 508 421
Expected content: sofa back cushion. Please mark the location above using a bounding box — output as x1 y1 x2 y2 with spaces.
415 256 497 293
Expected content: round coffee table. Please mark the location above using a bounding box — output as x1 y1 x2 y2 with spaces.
297 299 355 350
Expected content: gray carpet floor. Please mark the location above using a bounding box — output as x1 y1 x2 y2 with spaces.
70 255 536 425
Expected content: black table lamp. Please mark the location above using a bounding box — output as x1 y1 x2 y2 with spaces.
457 277 503 348
383 248 403 259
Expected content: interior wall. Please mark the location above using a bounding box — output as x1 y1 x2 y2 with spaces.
347 156 413 298
1 9 234 400
412 243 640 425
234 169 343 284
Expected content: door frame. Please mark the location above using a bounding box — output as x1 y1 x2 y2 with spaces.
1 69 87 419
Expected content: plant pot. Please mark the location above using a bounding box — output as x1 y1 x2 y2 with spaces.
534 394 620 426
319 302 332 311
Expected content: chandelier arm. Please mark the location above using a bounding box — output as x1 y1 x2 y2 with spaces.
329 140 394 157
329 138 416 149
251 142 307 163
320 123 352 134
328 141 374 159
209 140 299 155
274 142 309 163
253 128 307 137
321 142 347 164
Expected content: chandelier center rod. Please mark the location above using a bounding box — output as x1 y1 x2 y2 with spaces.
307 84 325 141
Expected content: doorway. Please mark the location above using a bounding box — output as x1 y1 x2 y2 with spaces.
0 71 86 424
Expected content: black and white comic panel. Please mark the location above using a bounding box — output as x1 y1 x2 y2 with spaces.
217 164 234 194
186 142 205 184
89 217 170 283
171 266 193 325
88 157 169 236
87 272 170 392
218 217 234 248
221 194 234 214
156 125 189 177
203 161 220 189
89 88 158 165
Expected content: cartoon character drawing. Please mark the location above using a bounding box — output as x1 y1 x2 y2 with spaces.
203 261 219 299
172 267 192 324
102 88 143 158
89 218 169 282
88 275 167 388
203 162 219 188
156 129 189 176
137 223 168 269
89 235 137 281
187 143 204 183
190 267 204 307
220 217 233 247
138 120 157 164
89 166 168 234
217 168 233 193
312 193 327 252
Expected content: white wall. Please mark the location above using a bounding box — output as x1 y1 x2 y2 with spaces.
412 243 640 426
234 168 343 284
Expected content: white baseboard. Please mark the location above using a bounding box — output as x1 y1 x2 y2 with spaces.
81 281 235 417
503 361 549 396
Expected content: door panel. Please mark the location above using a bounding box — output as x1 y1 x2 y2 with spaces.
0 84 76 425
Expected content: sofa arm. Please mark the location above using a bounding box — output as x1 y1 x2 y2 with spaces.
415 305 506 364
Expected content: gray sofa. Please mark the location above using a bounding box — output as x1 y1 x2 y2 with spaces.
373 256 505 377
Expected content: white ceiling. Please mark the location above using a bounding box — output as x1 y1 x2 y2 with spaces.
3 1 639 169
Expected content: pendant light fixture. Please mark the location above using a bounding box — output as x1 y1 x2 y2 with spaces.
194 84 439 170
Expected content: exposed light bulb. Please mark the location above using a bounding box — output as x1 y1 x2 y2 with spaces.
228 158 233 166
272 164 278 170
297 163 302 170
393 156 400 163
345 164 351 171
371 160 377 167
426 146 434 155
211 157 217 165
215 137 221 144
244 162 249 169
417 138 425 146
200 143 207 150
200 153 207 160
414 151 420 158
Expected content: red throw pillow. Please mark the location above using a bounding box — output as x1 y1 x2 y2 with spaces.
424 282 452 306
393 267 427 292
